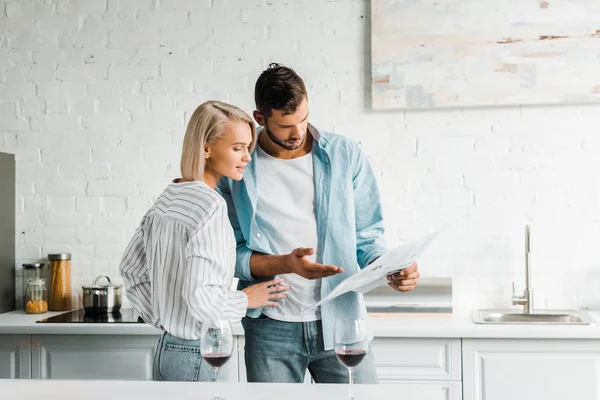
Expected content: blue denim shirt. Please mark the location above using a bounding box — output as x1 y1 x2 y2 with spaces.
217 124 387 350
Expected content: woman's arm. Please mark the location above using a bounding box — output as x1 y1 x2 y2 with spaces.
119 225 154 323
182 207 248 327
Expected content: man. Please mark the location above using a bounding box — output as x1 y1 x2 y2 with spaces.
217 63 420 383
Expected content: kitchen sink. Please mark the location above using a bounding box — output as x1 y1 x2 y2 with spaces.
472 309 596 325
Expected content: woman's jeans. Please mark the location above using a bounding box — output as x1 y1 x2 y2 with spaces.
152 331 232 382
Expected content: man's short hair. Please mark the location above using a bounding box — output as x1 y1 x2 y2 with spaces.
254 63 307 117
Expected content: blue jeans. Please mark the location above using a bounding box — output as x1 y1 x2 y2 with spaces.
242 314 378 383
152 331 232 382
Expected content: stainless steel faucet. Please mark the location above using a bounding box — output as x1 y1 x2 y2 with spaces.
512 224 534 314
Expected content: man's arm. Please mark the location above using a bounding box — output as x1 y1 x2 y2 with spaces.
248 252 288 278
352 146 388 268
251 248 342 280
351 146 420 291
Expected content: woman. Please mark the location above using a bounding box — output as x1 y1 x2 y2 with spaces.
119 101 288 381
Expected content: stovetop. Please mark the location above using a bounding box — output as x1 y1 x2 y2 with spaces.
36 308 145 323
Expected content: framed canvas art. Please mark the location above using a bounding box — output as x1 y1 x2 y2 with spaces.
371 0 600 109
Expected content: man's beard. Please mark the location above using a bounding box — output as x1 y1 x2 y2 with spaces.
264 123 305 151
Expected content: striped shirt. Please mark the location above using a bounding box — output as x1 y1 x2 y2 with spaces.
119 180 248 340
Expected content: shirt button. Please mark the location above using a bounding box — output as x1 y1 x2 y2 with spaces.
256 233 262 238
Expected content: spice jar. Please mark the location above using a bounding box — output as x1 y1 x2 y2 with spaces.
48 253 72 311
22 263 46 306
24 279 48 314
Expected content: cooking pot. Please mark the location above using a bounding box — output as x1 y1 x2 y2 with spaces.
82 275 122 313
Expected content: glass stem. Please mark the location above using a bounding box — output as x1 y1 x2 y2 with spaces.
348 367 353 399
212 367 221 400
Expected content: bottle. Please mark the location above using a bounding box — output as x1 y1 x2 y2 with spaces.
48 253 72 311
25 279 48 314
22 263 46 308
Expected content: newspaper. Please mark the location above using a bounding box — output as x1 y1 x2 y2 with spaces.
300 230 440 314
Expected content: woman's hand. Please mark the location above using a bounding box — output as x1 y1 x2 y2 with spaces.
242 278 289 309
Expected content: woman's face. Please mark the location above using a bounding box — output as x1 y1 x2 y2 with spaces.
205 120 253 182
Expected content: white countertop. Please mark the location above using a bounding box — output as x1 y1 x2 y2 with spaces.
0 379 450 400
369 310 600 339
2 309 600 339
0 310 164 335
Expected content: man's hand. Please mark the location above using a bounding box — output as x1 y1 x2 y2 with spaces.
286 247 344 280
387 262 420 292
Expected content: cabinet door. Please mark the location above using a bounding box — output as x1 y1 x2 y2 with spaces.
379 381 462 400
372 338 462 381
463 339 600 400
31 335 160 380
0 335 30 379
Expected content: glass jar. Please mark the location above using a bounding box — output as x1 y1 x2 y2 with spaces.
25 279 48 314
48 253 72 311
22 263 45 306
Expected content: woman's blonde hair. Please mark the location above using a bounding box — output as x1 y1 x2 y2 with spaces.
180 101 257 181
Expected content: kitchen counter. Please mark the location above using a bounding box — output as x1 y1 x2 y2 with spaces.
0 379 448 400
369 310 600 338
0 310 163 335
2 309 600 338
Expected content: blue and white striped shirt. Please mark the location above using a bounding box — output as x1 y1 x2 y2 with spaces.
119 180 247 340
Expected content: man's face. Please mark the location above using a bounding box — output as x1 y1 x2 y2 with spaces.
255 96 309 151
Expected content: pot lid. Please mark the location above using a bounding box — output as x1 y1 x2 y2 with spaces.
82 274 123 290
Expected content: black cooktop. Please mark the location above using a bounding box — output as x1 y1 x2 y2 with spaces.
36 308 145 323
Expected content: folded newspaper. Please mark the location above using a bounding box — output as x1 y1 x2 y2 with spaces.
300 230 440 314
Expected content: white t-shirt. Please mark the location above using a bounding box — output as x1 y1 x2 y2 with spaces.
255 145 321 322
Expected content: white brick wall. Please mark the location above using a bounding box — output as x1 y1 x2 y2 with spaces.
2 0 600 312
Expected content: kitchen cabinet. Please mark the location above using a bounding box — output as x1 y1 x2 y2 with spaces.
373 337 462 400
372 337 461 381
4 330 600 400
380 380 463 399
462 339 600 400
237 335 462 394
30 335 160 380
0 335 30 379
28 334 240 382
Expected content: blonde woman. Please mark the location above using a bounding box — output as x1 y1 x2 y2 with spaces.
119 101 288 382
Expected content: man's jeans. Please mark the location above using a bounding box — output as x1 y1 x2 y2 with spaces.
242 314 378 383
152 331 232 382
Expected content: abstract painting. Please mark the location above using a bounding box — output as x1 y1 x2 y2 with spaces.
371 0 600 109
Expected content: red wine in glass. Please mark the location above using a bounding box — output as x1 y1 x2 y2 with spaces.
203 352 231 368
335 318 368 399
336 349 367 368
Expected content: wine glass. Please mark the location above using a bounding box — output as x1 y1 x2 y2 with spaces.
335 318 369 400
200 319 234 400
